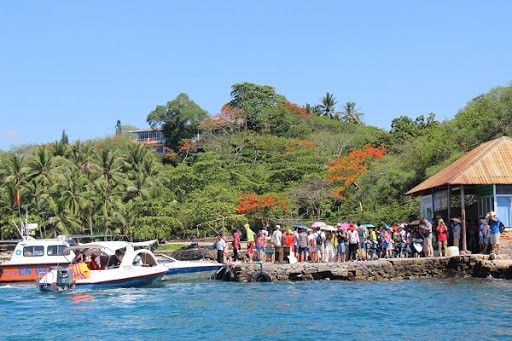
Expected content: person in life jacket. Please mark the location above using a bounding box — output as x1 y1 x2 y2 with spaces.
71 254 91 280
88 253 101 270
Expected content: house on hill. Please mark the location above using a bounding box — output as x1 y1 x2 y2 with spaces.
406 136 512 251
130 127 167 154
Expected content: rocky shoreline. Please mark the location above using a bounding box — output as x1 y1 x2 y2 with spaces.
223 255 512 282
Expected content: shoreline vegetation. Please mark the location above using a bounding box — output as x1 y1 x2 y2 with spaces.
1 85 512 245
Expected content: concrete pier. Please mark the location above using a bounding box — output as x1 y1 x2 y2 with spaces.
217 255 512 282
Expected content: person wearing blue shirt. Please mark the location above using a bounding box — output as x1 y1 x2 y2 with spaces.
486 211 501 254
215 234 227 264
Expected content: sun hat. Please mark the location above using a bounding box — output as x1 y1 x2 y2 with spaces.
451 217 461 223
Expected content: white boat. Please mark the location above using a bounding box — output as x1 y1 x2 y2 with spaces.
38 241 167 291
155 254 223 282
0 222 76 283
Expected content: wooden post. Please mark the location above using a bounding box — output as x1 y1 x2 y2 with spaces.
461 185 467 251
447 185 451 222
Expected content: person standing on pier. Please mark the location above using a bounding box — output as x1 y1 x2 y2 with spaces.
437 219 448 257
215 234 227 264
487 211 502 255
297 228 308 262
244 224 255 263
347 224 359 261
232 229 241 261
451 218 461 249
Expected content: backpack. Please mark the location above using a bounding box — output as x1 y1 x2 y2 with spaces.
499 221 505 233
298 233 308 248
316 233 323 245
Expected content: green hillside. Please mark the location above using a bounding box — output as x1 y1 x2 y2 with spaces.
1 82 511 240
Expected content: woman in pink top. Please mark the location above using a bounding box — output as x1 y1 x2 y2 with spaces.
437 219 448 257
232 229 240 261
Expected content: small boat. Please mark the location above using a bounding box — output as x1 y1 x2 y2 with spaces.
155 253 223 282
38 241 167 291
0 222 75 283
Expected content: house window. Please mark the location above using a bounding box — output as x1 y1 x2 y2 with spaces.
479 196 494 218
496 195 511 228
496 185 512 195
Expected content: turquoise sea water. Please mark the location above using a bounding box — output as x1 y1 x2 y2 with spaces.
2 278 511 340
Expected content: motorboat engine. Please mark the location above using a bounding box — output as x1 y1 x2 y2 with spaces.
56 267 74 290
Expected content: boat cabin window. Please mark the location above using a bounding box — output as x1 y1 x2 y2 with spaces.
47 245 67 256
23 245 44 257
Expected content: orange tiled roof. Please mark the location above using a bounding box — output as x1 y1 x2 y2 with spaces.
406 136 512 196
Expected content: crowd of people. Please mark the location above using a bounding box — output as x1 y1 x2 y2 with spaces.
214 211 505 264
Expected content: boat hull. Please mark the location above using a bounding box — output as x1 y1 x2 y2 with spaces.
162 264 223 282
38 268 167 291
0 264 63 283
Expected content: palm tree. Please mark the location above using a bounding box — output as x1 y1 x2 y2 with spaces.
51 140 70 157
57 169 91 234
1 154 28 215
122 144 162 202
305 103 323 117
320 92 338 119
24 177 52 237
342 101 364 124
25 146 56 185
93 149 124 235
69 141 96 179
46 195 82 236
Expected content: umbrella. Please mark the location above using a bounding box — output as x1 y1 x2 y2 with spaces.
311 221 326 228
321 225 336 231
363 223 375 228
293 224 308 230
340 223 351 229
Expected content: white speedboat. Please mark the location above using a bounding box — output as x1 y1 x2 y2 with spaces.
155 254 223 282
38 241 167 291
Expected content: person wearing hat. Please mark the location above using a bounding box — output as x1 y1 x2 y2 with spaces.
450 218 461 249
88 252 101 270
271 225 283 261
346 224 359 261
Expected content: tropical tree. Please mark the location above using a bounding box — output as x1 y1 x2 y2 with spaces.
147 93 208 152
327 144 387 199
319 92 338 119
341 101 363 124
228 82 287 131
93 149 124 234
305 103 323 116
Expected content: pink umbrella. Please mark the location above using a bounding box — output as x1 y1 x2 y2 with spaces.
311 221 326 228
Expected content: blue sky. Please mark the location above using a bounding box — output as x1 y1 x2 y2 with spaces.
1 1 511 151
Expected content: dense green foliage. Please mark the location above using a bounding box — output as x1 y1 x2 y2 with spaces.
1 83 511 240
